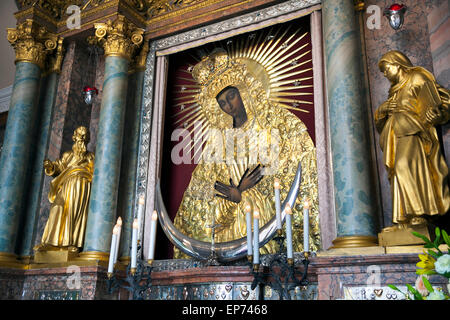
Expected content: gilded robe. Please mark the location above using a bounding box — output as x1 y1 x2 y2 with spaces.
173 80 320 258
375 55 450 224
41 151 95 248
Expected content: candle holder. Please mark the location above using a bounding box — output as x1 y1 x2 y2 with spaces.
107 243 153 300
205 209 221 266
206 249 221 266
250 233 309 300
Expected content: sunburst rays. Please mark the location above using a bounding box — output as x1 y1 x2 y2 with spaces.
171 25 313 161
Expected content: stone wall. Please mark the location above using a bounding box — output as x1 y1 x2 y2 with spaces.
0 265 114 300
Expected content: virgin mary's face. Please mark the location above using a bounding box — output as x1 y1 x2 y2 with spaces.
380 61 400 84
216 86 245 118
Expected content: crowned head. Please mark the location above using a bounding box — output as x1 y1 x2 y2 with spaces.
192 48 231 86
191 49 270 130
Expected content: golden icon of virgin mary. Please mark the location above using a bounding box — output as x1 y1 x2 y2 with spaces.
172 46 321 258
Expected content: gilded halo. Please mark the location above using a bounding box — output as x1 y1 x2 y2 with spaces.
172 25 314 161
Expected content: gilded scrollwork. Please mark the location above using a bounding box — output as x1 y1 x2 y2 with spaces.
94 15 144 60
18 0 83 19
47 37 65 74
145 0 202 18
133 39 150 71
17 0 207 21
7 19 59 70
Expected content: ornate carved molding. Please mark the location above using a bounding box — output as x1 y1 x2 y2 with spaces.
7 19 59 70
153 0 321 51
145 0 202 18
17 0 70 20
133 39 150 71
13 0 323 43
16 0 180 22
46 37 65 74
94 15 144 60
14 1 318 38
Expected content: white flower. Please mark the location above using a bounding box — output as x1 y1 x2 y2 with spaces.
434 254 450 274
426 290 446 300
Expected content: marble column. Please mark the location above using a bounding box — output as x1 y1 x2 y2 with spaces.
322 0 380 247
80 16 144 261
18 39 64 260
118 41 148 262
0 20 57 263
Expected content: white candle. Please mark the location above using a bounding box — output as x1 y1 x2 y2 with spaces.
245 203 253 257
285 204 293 260
274 178 282 230
253 210 260 265
108 225 119 274
131 218 138 270
303 199 310 252
137 196 145 237
113 217 122 263
148 210 158 261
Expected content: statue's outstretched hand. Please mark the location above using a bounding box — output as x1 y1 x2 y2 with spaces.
43 159 56 176
43 159 53 170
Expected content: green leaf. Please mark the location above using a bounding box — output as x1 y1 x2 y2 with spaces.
427 249 440 259
435 227 441 238
422 276 434 293
422 270 438 276
406 284 424 300
412 231 434 246
388 284 407 296
434 228 441 247
441 229 450 247
388 284 401 292
405 284 415 292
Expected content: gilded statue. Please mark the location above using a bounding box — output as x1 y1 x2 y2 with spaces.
36 126 95 254
375 50 450 233
173 49 320 258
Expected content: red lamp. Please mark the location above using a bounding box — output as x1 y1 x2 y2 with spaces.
384 4 407 30
83 86 98 105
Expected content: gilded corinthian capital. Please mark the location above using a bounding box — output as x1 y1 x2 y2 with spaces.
47 37 65 74
7 19 58 70
94 15 144 61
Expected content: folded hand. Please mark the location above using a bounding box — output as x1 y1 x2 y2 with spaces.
214 165 264 204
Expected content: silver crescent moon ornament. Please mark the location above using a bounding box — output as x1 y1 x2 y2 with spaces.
155 161 303 262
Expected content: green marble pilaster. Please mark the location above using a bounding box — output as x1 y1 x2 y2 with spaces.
0 62 41 257
117 70 145 260
18 72 58 258
82 56 129 257
322 0 380 246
